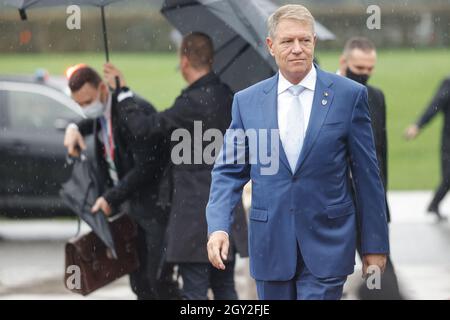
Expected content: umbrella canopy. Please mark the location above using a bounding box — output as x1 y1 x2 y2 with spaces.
162 0 335 92
5 0 123 61
60 154 117 259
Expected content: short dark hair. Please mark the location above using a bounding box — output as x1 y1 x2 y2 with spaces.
68 66 102 92
343 37 376 57
180 32 214 70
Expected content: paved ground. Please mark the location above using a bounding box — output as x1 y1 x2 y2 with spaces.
0 191 449 300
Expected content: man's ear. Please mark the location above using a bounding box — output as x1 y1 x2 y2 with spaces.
99 82 109 102
180 55 189 70
100 82 108 91
266 37 275 57
339 55 347 75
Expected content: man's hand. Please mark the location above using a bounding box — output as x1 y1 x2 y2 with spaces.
404 124 420 140
64 125 86 157
362 254 387 278
207 232 229 270
91 197 112 217
103 63 126 90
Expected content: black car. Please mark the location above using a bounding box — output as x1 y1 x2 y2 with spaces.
0 71 89 217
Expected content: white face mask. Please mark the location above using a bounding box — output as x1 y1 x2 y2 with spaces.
82 93 105 119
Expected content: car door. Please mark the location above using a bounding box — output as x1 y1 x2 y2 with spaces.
0 89 22 210
0 82 83 216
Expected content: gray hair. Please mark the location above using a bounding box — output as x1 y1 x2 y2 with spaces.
267 4 316 39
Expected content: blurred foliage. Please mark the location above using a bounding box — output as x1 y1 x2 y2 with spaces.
0 1 449 53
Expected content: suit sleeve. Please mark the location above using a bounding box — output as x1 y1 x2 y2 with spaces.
76 118 95 136
348 87 390 255
206 94 251 235
117 94 200 141
380 91 388 189
417 79 450 129
102 98 168 208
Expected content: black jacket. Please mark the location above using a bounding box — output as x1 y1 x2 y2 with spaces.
416 77 450 159
77 91 171 222
350 85 390 223
117 72 249 263
367 85 390 222
367 85 388 189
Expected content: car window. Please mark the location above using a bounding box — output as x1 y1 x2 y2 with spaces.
7 90 77 130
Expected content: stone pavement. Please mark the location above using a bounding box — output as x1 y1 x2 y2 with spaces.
0 191 449 300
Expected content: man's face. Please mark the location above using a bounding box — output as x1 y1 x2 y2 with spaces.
71 82 107 108
266 18 316 84
341 48 377 77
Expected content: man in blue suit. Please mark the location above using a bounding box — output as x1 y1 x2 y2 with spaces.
206 4 390 300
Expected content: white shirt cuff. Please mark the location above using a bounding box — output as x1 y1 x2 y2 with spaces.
66 123 79 131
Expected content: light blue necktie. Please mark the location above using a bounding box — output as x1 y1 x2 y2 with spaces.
281 85 305 173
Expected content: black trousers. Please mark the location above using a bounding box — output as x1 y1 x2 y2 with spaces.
429 152 450 209
178 260 238 300
356 234 403 300
129 215 180 300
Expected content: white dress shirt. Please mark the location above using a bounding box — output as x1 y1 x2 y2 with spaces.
277 66 317 172
98 93 119 185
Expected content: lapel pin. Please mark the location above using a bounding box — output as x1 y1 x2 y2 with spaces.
322 99 328 106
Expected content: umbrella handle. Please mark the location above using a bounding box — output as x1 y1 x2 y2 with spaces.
100 6 110 62
19 9 27 20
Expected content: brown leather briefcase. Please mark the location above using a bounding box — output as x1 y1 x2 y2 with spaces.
64 213 139 296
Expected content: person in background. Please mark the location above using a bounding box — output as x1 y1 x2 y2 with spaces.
405 77 450 221
339 36 404 300
107 33 249 300
63 64 179 300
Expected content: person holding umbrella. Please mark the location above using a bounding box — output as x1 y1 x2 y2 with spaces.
109 32 249 300
63 64 179 300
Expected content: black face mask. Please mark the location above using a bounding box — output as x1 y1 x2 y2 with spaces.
346 67 370 86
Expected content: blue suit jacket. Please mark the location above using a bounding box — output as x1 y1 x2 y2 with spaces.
206 67 390 281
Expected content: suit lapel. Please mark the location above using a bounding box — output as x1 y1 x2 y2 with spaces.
294 68 335 175
261 73 292 173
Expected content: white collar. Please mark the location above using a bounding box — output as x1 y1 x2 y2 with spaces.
278 65 317 95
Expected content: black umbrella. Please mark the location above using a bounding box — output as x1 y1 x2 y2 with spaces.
161 0 336 92
5 0 122 61
60 153 117 259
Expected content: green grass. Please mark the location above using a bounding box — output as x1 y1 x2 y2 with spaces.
317 48 450 191
0 52 186 108
1 49 449 190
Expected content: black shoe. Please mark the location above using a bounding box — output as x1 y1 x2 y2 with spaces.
427 205 448 221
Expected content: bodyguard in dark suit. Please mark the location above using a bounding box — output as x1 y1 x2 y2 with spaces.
405 77 450 221
63 65 178 299
339 37 403 300
113 33 248 300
